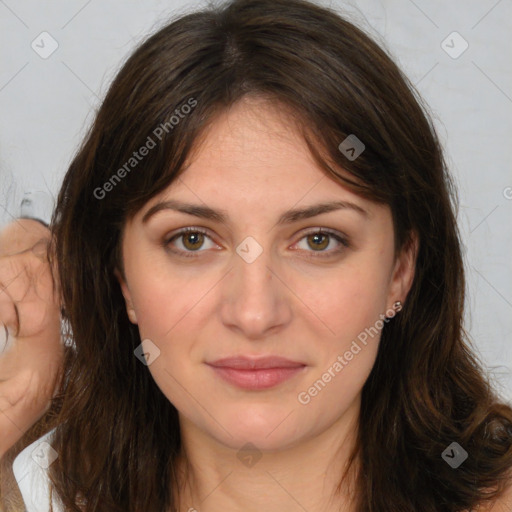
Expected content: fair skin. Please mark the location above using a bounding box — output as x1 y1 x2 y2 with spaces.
116 97 418 512
0 219 62 458
0 99 510 511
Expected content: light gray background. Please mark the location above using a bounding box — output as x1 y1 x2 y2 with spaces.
1 0 511 400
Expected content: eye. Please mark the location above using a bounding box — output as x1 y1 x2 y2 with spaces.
163 227 219 258
163 227 349 259
292 228 349 258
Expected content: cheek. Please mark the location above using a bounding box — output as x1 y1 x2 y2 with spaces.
293 270 387 418
292 260 390 344
290 261 390 401
128 265 217 340
127 269 215 404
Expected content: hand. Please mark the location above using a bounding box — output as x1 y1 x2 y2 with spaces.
0 219 63 459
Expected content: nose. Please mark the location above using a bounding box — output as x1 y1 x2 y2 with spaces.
219 240 292 341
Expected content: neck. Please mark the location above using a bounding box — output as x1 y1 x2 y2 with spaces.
173 397 361 512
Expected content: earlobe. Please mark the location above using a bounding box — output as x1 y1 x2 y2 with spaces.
114 267 138 324
126 308 138 324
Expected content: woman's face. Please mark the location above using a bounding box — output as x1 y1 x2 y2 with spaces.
117 97 416 452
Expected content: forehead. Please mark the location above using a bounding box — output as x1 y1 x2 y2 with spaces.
185 98 320 183
150 98 369 210
128 96 392 235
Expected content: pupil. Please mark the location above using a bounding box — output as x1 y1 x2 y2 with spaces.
310 233 328 250
186 233 203 249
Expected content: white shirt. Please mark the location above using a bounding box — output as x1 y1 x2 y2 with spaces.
12 429 62 512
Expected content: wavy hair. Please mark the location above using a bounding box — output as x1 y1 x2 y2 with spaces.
3 0 511 510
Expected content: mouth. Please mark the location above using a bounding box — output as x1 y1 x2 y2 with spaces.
206 356 307 390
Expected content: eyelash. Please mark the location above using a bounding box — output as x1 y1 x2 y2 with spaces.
163 226 349 259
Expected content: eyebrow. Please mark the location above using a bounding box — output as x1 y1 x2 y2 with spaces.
142 199 369 226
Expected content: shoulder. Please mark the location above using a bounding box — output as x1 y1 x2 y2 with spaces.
12 428 62 512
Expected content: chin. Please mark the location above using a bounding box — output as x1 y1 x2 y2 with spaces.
212 407 304 450
220 428 302 453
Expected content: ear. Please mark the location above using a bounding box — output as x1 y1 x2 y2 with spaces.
386 230 419 311
114 268 138 324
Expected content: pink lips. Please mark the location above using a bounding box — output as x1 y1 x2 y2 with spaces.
207 356 306 390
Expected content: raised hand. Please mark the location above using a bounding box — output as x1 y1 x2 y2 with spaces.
0 219 63 458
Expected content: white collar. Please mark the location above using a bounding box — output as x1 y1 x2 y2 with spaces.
12 428 62 512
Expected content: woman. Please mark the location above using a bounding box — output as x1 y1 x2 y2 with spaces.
1 0 511 510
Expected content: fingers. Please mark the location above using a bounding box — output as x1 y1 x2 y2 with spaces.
0 251 60 339
0 322 13 355
0 219 51 258
0 220 63 459
0 256 29 339
0 286 18 339
0 367 57 459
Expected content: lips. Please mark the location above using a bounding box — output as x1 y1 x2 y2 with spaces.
208 356 305 370
206 356 306 390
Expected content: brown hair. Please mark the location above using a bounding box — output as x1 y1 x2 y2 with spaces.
6 0 512 509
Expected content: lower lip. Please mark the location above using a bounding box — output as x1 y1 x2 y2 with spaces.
208 365 306 390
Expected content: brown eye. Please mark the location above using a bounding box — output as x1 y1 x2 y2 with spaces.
306 232 330 251
293 229 349 258
164 227 218 258
182 232 205 251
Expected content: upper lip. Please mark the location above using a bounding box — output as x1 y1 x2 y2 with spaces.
207 356 306 370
